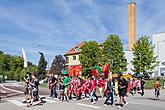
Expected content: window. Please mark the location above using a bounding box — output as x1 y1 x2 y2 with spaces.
75 46 80 52
65 57 69 63
73 56 76 60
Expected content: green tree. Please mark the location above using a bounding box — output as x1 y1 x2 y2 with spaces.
79 41 101 76
131 36 157 77
38 52 47 80
102 35 127 74
50 55 66 75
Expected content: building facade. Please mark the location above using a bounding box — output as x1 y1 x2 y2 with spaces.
152 33 165 77
64 41 86 66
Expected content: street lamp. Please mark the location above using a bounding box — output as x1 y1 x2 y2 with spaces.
157 40 165 77
38 45 50 68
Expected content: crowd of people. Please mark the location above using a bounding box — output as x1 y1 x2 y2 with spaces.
47 73 146 109
23 72 163 109
24 72 44 107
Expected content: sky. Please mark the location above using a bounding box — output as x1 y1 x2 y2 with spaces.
0 0 165 66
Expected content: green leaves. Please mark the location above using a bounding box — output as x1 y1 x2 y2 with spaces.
49 55 66 75
102 35 127 74
131 36 158 76
79 35 127 76
79 41 101 76
38 52 47 80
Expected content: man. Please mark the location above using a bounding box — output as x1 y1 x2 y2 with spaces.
51 75 58 98
104 76 114 106
118 75 128 109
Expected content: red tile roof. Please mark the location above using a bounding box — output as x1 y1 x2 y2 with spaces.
64 41 87 56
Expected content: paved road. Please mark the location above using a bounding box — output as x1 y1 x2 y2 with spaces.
1 82 165 110
0 82 49 98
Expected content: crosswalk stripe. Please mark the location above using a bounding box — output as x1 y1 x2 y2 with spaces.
43 99 57 103
8 98 57 107
76 103 100 109
8 100 27 106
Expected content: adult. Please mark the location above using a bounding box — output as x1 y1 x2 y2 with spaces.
140 77 145 96
104 77 114 106
117 75 128 109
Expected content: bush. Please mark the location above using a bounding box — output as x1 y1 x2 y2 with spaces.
144 78 164 89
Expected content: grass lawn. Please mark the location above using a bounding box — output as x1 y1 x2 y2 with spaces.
40 83 48 88
144 78 164 89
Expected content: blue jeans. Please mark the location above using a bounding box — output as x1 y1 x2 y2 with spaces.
52 85 58 98
104 92 114 105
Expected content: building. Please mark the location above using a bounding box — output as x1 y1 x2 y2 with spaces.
64 41 86 67
152 33 165 77
124 51 134 74
128 2 136 51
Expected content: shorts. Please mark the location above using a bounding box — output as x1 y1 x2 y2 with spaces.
64 88 68 94
119 89 126 97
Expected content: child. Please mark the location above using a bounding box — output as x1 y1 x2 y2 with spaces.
154 78 161 100
59 80 65 101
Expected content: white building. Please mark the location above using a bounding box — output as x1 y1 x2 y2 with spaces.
152 33 165 77
124 51 134 74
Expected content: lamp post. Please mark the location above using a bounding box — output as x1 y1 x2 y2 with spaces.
38 45 50 68
157 40 165 77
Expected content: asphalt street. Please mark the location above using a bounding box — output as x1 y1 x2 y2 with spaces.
0 82 165 110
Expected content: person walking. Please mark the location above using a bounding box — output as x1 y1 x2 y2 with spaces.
104 76 115 106
63 74 70 102
154 78 161 100
140 77 145 96
117 75 128 109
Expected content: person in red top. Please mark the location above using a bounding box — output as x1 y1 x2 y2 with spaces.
68 76 74 100
83 78 89 97
98 77 104 98
102 78 107 97
90 76 98 104
126 78 131 96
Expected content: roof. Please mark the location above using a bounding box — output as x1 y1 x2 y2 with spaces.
64 41 87 56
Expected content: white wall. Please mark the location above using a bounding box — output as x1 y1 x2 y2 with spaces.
124 51 134 74
152 33 165 77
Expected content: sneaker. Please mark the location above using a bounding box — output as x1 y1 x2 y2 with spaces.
124 102 128 107
112 104 115 107
117 105 121 109
104 104 108 106
91 101 96 104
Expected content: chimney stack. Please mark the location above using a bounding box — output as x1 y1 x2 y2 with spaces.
128 2 136 51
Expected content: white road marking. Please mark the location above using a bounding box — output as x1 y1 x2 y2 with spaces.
8 100 27 106
76 103 100 109
43 99 57 103
0 85 23 93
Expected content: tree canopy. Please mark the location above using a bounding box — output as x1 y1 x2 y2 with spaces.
131 36 157 77
101 35 127 74
49 55 66 75
38 52 47 80
79 41 101 76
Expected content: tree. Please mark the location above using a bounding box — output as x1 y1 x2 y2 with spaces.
131 36 157 77
102 35 127 74
49 55 66 75
79 41 101 76
38 52 47 80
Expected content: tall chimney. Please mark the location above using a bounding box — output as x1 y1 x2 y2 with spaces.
128 2 136 51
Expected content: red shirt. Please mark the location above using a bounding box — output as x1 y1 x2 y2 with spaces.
98 80 104 88
90 80 96 92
